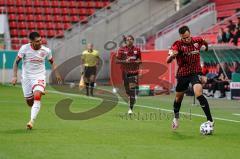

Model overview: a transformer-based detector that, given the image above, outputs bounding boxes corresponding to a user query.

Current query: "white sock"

[30,100,41,122]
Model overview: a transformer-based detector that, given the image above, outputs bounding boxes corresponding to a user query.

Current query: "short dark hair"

[179,26,190,34]
[127,35,134,41]
[29,32,40,41]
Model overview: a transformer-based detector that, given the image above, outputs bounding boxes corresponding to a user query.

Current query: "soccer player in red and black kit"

[167,26,214,130]
[116,35,141,115]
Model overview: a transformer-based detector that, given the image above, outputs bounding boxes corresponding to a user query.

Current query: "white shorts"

[21,78,46,98]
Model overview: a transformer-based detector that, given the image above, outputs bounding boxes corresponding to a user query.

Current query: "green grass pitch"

[0,84,240,159]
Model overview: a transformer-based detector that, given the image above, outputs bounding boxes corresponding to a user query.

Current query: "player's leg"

[192,76,213,122]
[27,79,46,129]
[25,96,34,107]
[172,77,189,130]
[128,75,138,114]
[84,67,90,96]
[22,79,34,107]
[89,67,97,96]
[122,73,132,114]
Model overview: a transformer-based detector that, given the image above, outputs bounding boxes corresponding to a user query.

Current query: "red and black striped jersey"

[116,45,141,74]
[170,36,205,77]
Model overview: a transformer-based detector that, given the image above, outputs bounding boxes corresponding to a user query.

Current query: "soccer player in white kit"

[11,32,61,130]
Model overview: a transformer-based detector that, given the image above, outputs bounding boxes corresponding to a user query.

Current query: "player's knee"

[26,97,34,107]
[175,95,183,103]
[34,91,42,101]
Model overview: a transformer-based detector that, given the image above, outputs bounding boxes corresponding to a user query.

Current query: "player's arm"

[202,39,208,51]
[12,56,22,85]
[167,50,178,64]
[115,48,127,64]
[134,49,142,64]
[49,58,62,84]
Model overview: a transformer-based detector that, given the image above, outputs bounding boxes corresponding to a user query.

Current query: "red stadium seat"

[95,2,105,8]
[60,1,70,8]
[47,30,57,37]
[46,22,55,29]
[63,15,71,23]
[21,38,29,44]
[33,1,43,7]
[19,30,28,37]
[44,7,53,15]
[26,7,34,14]
[16,7,25,14]
[52,1,59,8]
[79,8,88,15]
[53,8,61,15]
[46,15,53,22]
[54,15,62,22]
[25,0,33,7]
[36,22,45,29]
[39,30,47,37]
[9,21,17,29]
[71,8,78,15]
[6,0,15,6]
[88,9,95,15]
[19,22,27,29]
[69,1,77,8]
[26,14,35,21]
[35,15,44,22]
[78,1,86,8]
[11,38,20,44]
[42,1,51,7]
[8,14,16,21]
[62,8,69,15]
[11,29,19,37]
[36,7,43,15]
[18,14,25,21]
[16,0,25,7]
[7,7,16,14]
[28,22,36,29]
[71,16,80,23]
[0,0,4,6]
[12,44,21,50]
[63,23,71,29]
[56,30,64,38]
[56,23,64,30]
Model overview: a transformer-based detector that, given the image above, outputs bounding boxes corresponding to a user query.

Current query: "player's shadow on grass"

[170,131,196,140]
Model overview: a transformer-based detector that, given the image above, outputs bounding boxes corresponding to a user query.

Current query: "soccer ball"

[200,122,214,135]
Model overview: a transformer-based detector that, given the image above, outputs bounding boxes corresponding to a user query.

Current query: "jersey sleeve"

[17,45,26,58]
[195,37,205,46]
[170,41,179,52]
[137,48,141,60]
[116,48,124,60]
[95,50,100,58]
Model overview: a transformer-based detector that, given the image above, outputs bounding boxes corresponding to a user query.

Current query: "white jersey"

[18,43,52,79]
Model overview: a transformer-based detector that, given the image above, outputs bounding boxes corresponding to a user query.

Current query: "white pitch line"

[232,113,240,116]
[47,90,240,123]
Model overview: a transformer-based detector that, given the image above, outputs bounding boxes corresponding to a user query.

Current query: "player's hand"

[168,50,178,57]
[199,75,208,84]
[11,76,17,86]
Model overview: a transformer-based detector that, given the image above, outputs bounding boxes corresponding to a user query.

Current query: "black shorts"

[122,73,139,95]
[84,66,97,78]
[176,75,201,92]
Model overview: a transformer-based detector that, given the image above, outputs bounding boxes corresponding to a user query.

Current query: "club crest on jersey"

[193,43,199,48]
